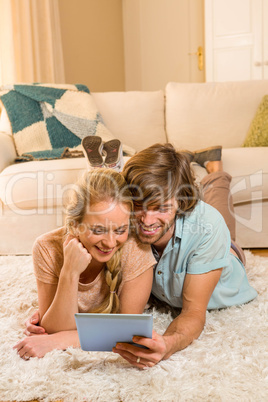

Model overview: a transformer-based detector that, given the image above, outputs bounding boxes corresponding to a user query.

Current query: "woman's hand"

[62,234,92,277]
[14,334,59,359]
[24,311,47,336]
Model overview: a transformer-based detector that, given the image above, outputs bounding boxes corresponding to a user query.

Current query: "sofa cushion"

[189,148,268,205]
[165,81,268,151]
[0,158,87,210]
[222,147,268,204]
[243,95,268,147]
[92,91,166,151]
[0,156,132,210]
[1,89,166,155]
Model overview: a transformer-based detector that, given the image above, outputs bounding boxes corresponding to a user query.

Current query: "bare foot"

[205,160,223,173]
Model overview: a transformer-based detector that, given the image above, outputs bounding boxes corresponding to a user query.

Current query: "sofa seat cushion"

[0,156,133,210]
[191,147,268,205]
[222,148,268,204]
[165,81,268,150]
[0,158,87,210]
[92,91,166,152]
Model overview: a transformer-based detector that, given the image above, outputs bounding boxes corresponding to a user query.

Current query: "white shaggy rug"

[0,251,267,402]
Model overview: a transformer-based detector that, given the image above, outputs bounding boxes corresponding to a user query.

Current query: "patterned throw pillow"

[243,95,268,147]
[0,83,116,161]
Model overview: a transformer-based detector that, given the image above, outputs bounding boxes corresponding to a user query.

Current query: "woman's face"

[77,200,130,264]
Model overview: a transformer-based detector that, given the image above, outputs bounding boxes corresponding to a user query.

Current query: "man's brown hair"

[122,143,200,215]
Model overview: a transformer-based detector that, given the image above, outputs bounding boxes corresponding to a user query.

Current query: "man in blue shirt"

[113,143,257,368]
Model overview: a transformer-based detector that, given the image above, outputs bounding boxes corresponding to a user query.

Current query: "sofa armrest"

[0,132,17,172]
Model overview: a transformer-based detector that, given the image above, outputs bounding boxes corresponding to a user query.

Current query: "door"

[122,0,205,91]
[205,0,265,81]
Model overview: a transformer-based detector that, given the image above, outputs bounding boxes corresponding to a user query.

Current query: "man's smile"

[138,222,162,235]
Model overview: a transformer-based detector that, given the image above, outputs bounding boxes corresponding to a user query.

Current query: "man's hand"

[113,330,169,368]
[24,311,47,336]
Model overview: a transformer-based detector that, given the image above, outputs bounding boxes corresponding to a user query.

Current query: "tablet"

[75,313,153,351]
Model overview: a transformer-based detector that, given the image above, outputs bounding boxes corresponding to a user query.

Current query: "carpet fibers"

[0,251,267,402]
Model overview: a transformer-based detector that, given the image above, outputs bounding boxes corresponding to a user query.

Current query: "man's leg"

[201,161,236,240]
[200,161,246,265]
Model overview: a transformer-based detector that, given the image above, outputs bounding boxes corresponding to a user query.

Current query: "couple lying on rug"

[13,142,257,368]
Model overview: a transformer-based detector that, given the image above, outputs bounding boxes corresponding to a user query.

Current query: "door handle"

[188,46,203,71]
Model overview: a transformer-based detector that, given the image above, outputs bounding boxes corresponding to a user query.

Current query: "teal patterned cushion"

[0,83,115,161]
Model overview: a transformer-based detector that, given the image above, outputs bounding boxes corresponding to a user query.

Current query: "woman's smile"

[95,245,115,255]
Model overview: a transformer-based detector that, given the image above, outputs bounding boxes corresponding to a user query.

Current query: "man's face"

[133,197,178,248]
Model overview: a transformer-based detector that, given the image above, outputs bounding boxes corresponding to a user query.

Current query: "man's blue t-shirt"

[152,200,257,309]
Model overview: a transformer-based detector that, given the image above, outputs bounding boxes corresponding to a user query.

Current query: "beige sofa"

[0,80,267,254]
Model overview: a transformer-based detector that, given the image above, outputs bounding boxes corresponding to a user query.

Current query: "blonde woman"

[14,168,155,359]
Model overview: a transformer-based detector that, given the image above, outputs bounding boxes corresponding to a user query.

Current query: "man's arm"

[113,268,222,367]
[162,268,222,357]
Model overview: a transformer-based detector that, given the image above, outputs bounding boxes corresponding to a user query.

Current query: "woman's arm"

[37,274,79,333]
[39,236,92,333]
[119,266,154,314]
[26,265,154,337]
[13,330,79,359]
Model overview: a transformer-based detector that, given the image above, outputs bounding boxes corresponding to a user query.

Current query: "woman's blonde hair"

[65,168,133,314]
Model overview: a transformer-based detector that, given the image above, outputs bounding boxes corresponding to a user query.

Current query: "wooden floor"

[9,248,267,402]
[248,248,268,257]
